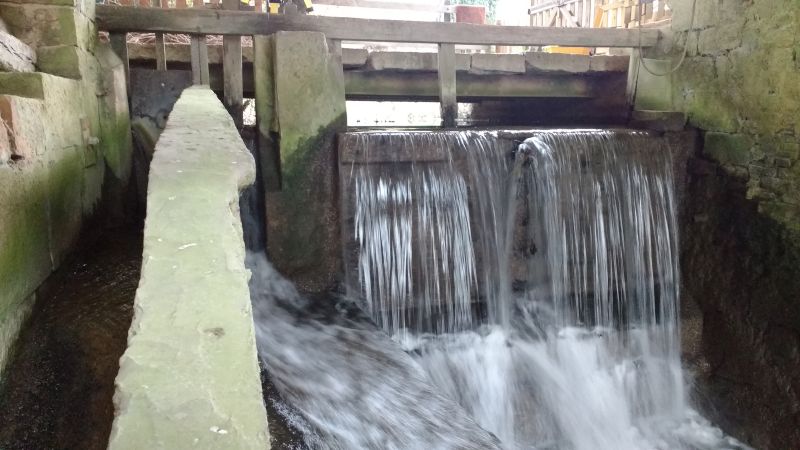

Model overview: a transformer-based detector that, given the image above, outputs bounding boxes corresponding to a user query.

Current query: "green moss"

[36,46,82,79]
[0,168,51,320]
[99,111,133,181]
[0,73,45,99]
[269,113,346,285]
[704,132,753,166]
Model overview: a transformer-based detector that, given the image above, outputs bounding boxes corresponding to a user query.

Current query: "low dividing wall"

[108,87,269,449]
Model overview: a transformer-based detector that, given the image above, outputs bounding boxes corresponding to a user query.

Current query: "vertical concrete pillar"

[254,31,347,293]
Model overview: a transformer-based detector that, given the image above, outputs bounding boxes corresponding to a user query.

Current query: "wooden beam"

[222,0,243,127]
[153,0,167,70]
[0,30,36,73]
[437,43,456,128]
[253,35,280,191]
[95,5,661,47]
[190,34,210,84]
[343,71,597,101]
[191,0,209,84]
[314,0,442,12]
[109,32,130,97]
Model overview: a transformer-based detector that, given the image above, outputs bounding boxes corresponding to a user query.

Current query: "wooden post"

[109,32,130,98]
[222,0,244,128]
[191,0,209,85]
[190,35,210,84]
[254,35,280,191]
[437,43,456,128]
[625,47,640,108]
[153,0,167,70]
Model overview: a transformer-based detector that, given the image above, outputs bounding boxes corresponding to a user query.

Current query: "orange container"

[454,5,486,25]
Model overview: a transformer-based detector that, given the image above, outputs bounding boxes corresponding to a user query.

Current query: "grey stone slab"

[470,53,526,74]
[525,52,591,73]
[0,30,35,73]
[342,47,368,68]
[108,87,268,450]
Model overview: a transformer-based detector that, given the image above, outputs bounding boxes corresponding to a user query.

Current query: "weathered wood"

[222,0,243,127]
[344,71,596,101]
[190,34,210,84]
[153,0,167,70]
[192,0,209,84]
[108,32,130,97]
[0,30,36,73]
[315,0,442,12]
[625,48,639,106]
[95,5,661,47]
[437,43,456,128]
[253,35,280,191]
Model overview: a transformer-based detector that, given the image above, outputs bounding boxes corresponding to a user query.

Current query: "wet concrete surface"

[0,227,142,450]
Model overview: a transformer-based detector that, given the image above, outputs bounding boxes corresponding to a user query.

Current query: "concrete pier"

[108,87,269,450]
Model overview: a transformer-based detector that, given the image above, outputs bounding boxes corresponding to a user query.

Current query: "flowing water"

[249,129,751,449]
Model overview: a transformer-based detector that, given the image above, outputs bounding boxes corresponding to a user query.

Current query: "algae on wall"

[259,31,347,294]
[0,0,133,374]
[659,0,800,448]
[668,0,800,234]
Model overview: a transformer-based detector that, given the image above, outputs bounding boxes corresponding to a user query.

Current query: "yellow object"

[542,46,591,55]
[303,0,314,11]
[269,2,280,13]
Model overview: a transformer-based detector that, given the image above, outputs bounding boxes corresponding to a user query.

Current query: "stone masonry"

[0,0,132,373]
[663,0,800,448]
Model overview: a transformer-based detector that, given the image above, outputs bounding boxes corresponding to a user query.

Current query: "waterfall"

[352,163,477,335]
[250,129,750,449]
[345,130,749,449]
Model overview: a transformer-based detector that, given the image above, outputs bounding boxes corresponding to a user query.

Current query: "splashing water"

[247,253,500,450]
[250,129,751,449]
[343,130,750,450]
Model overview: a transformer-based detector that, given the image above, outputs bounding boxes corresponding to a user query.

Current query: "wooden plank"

[0,30,36,73]
[315,0,443,12]
[438,43,456,128]
[625,47,640,106]
[192,0,209,84]
[95,5,661,47]
[190,34,210,84]
[343,71,596,100]
[109,32,130,97]
[253,35,280,191]
[222,0,243,127]
[153,0,167,70]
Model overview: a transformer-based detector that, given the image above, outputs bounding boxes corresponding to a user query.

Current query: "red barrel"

[454,5,486,25]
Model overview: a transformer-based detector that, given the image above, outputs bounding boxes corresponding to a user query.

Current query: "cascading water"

[248,129,751,449]
[344,130,750,450]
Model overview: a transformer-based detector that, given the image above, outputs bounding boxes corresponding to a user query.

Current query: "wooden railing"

[106,0,268,12]
[97,4,661,127]
[529,0,670,29]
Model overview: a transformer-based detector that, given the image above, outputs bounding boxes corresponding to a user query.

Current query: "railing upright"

[191,0,210,85]
[222,0,244,128]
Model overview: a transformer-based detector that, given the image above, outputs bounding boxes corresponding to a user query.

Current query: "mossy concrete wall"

[658,0,800,447]
[108,87,269,450]
[256,31,347,293]
[0,0,132,373]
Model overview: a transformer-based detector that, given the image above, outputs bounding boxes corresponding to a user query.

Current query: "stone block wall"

[669,0,800,231]
[0,0,133,373]
[662,0,800,448]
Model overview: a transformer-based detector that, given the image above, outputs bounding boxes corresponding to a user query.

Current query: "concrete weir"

[108,87,269,449]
